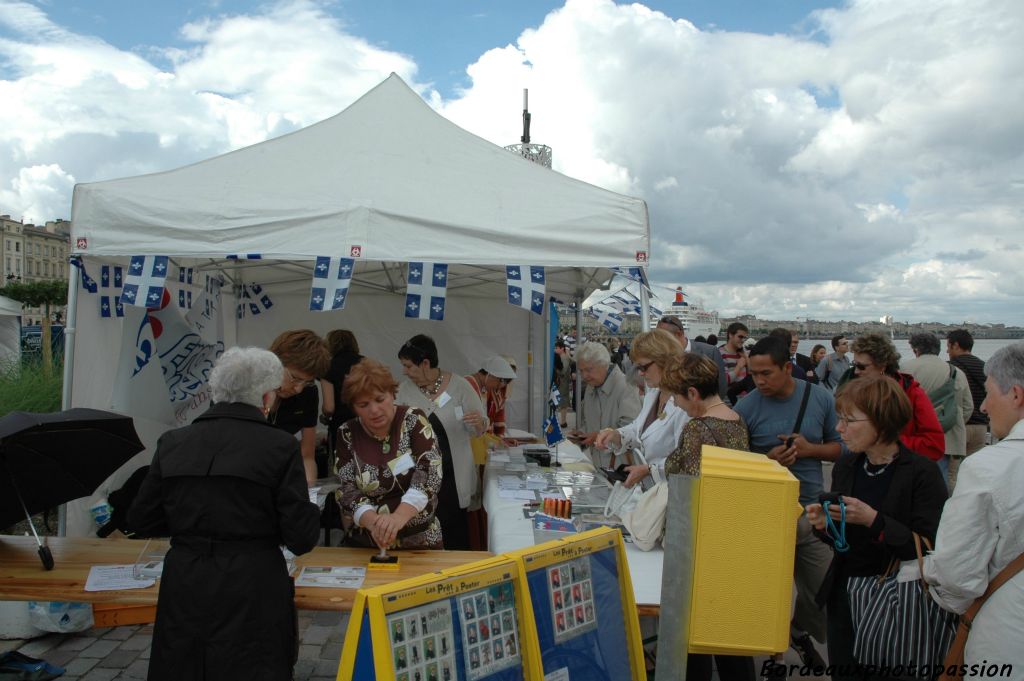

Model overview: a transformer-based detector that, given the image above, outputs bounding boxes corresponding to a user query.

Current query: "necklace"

[420,370,444,398]
[367,429,391,454]
[863,455,896,477]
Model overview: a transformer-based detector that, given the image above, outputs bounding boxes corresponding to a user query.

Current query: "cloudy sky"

[2,0,1022,325]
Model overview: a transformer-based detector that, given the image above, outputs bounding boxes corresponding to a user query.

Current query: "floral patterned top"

[335,405,444,549]
[664,416,750,476]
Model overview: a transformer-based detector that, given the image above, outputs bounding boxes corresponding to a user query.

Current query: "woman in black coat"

[128,347,321,681]
[806,376,947,680]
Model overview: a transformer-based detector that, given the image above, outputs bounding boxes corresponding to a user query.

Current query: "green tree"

[3,279,68,378]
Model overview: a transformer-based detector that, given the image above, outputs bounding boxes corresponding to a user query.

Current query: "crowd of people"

[124,322,1024,680]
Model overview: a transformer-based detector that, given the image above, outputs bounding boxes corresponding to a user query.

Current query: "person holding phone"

[806,375,947,678]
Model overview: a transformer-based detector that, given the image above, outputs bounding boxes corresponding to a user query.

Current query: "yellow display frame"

[503,527,646,681]
[338,555,545,681]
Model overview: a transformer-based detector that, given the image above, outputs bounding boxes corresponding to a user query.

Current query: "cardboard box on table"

[657,445,803,675]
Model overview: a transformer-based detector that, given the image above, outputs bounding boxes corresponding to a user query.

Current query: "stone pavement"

[1,609,352,681]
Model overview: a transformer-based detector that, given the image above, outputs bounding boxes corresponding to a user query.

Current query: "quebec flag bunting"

[611,266,649,287]
[588,308,624,333]
[543,416,565,446]
[236,283,274,319]
[70,257,97,293]
[405,262,448,321]
[309,256,355,312]
[121,256,169,309]
[506,265,545,315]
[100,296,125,318]
[549,385,562,408]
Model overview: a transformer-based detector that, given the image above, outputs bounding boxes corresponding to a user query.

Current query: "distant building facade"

[1,214,71,326]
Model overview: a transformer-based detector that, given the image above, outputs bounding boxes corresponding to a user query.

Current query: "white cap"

[482,356,516,379]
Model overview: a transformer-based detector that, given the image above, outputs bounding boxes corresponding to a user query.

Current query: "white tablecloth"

[483,441,664,608]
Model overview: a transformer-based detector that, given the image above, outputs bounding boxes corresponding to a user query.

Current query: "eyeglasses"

[657,316,684,331]
[636,360,656,373]
[838,415,870,425]
[284,368,316,389]
[852,361,872,371]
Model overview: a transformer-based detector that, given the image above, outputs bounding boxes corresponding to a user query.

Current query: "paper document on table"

[85,565,156,591]
[295,566,367,589]
[489,452,511,463]
[504,463,527,472]
[499,489,537,501]
[498,475,525,489]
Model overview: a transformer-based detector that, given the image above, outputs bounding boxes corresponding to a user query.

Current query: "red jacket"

[897,373,946,461]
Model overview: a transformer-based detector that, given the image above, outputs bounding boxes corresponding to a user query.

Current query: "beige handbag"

[619,451,668,551]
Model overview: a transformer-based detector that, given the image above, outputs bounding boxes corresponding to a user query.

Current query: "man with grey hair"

[903,331,973,489]
[572,341,641,467]
[924,342,1024,677]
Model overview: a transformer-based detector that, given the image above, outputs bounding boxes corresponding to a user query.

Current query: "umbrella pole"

[9,475,55,571]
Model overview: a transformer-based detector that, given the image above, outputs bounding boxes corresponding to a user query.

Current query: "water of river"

[797,337,1020,363]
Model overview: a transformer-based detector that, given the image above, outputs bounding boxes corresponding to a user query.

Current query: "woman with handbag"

[661,352,755,681]
[806,376,949,679]
[335,358,444,549]
[593,329,688,488]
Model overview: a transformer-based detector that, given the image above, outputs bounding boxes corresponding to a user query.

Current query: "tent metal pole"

[58,258,82,536]
[640,277,651,331]
[575,300,583,416]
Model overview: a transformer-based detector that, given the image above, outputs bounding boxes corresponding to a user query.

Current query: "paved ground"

[1,609,352,681]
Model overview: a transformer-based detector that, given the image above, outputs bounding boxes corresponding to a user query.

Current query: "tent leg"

[575,300,583,415]
[58,258,83,537]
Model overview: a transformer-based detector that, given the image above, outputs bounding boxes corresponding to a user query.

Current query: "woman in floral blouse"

[335,358,443,549]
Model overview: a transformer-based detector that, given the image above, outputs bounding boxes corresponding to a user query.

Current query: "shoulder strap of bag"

[791,380,813,435]
[941,551,1024,679]
[699,418,725,447]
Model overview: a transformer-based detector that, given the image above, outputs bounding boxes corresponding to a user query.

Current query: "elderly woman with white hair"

[572,341,642,466]
[128,347,321,681]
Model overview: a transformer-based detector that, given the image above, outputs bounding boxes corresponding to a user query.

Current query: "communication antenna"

[504,89,552,168]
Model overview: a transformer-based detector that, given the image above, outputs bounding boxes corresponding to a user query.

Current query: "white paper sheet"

[84,565,156,591]
[498,489,537,501]
[294,566,367,589]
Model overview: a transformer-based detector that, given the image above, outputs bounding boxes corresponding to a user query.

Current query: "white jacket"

[615,388,689,475]
[923,419,1024,677]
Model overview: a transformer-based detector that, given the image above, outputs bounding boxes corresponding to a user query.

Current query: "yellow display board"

[687,445,802,655]
[338,556,544,681]
[504,527,646,681]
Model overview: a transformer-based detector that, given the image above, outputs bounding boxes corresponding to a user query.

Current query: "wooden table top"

[0,536,491,611]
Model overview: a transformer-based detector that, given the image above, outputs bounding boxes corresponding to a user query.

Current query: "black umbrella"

[0,408,145,569]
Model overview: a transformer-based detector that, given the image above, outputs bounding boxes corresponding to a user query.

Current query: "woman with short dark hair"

[806,375,948,679]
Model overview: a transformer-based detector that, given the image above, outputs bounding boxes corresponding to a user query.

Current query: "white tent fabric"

[62,73,649,536]
[71,73,648,267]
[0,295,21,368]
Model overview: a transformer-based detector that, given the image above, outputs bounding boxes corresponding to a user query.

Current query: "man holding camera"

[735,336,842,669]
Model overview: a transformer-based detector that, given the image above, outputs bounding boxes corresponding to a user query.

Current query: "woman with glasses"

[806,375,947,678]
[849,333,945,464]
[396,334,487,549]
[593,329,688,488]
[268,329,331,484]
[335,358,444,549]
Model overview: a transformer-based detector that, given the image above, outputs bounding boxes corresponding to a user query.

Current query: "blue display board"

[339,557,543,681]
[508,527,645,681]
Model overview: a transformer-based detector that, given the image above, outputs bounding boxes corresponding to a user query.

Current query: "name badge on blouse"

[388,452,415,476]
[435,391,452,408]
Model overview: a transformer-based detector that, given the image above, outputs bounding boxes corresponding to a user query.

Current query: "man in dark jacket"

[656,315,728,399]
[128,347,320,681]
[946,328,989,455]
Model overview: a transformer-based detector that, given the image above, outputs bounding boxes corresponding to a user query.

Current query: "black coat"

[816,443,947,602]
[127,402,320,681]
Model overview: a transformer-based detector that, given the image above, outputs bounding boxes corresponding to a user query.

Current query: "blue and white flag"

[225,253,262,260]
[549,385,562,408]
[506,265,545,315]
[236,283,274,319]
[543,416,565,446]
[70,257,97,293]
[405,262,448,321]
[588,308,624,333]
[611,266,649,287]
[178,290,193,309]
[121,256,169,309]
[604,292,641,315]
[309,256,355,312]
[100,296,125,318]
[177,267,193,285]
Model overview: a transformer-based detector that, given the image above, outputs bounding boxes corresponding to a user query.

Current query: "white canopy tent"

[62,73,649,534]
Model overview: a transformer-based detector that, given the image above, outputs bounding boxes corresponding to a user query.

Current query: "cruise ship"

[655,287,721,339]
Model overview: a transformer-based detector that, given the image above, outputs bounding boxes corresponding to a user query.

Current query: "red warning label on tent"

[350,245,362,258]
[635,251,648,264]
[77,237,88,250]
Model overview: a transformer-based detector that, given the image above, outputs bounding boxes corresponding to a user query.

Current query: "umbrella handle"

[38,545,54,571]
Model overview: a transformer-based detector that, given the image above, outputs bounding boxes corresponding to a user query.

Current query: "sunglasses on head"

[658,316,684,331]
[852,361,872,371]
[636,360,656,372]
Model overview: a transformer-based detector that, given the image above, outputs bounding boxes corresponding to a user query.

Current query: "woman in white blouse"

[594,329,688,488]
[395,334,487,550]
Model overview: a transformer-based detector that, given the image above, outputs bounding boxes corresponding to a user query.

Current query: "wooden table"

[0,536,491,612]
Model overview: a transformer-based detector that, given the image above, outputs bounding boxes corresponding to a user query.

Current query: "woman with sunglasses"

[806,375,947,678]
[268,329,331,484]
[593,329,688,488]
[849,333,946,465]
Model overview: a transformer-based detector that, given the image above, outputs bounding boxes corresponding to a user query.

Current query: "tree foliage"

[3,279,68,378]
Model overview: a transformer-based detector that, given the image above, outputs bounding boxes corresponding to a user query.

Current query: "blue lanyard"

[822,500,850,553]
